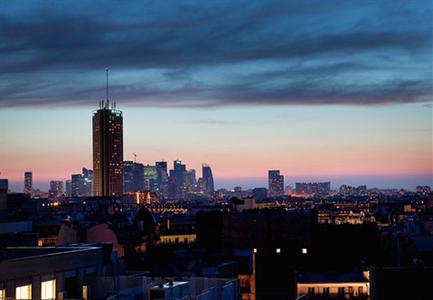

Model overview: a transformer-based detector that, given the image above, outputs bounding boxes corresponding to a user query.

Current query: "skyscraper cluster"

[89,95,214,199]
[65,168,94,197]
[123,159,214,199]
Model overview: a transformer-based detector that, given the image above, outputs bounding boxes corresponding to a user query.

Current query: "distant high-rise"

[156,161,168,195]
[65,180,71,197]
[71,174,85,197]
[24,171,32,195]
[49,181,64,198]
[82,168,94,196]
[123,161,144,193]
[268,170,284,197]
[143,165,158,192]
[92,71,123,197]
[202,164,214,195]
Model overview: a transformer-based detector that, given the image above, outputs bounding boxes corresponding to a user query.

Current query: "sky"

[0,0,431,191]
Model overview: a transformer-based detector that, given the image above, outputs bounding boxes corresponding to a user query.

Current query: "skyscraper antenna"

[105,67,110,108]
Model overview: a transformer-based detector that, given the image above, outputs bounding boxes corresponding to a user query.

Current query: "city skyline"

[0,1,432,191]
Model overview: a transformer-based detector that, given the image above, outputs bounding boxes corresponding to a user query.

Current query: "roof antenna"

[105,67,110,108]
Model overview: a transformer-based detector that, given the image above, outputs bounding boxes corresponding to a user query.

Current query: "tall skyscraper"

[92,73,124,197]
[24,171,32,195]
[268,170,284,197]
[202,164,214,195]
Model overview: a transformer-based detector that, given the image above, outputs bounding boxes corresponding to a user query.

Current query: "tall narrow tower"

[92,69,124,197]
[24,171,32,195]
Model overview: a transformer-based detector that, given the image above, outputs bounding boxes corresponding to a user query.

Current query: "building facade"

[92,101,124,197]
[268,170,284,197]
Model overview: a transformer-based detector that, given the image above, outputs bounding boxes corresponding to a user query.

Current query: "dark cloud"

[0,0,431,108]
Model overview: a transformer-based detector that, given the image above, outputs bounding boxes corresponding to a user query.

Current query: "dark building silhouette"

[92,100,123,197]
[202,164,214,195]
[253,188,268,201]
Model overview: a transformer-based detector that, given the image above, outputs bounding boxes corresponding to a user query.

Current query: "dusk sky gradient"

[0,0,431,191]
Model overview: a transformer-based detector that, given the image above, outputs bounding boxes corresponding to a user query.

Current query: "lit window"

[276,248,281,254]
[302,248,308,255]
[41,279,55,300]
[0,289,5,300]
[253,248,257,253]
[82,285,88,300]
[16,284,31,300]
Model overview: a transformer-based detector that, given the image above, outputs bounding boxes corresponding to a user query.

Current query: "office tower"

[186,169,197,190]
[123,161,144,193]
[65,180,71,197]
[82,168,94,196]
[156,161,168,194]
[49,181,64,198]
[71,174,85,197]
[143,165,158,192]
[268,170,284,197]
[24,171,32,195]
[92,99,124,197]
[202,164,214,195]
[173,160,186,188]
[156,161,167,174]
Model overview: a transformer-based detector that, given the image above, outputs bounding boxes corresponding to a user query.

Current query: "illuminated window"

[82,285,88,300]
[253,248,257,253]
[16,284,31,300]
[302,248,308,254]
[41,279,55,300]
[276,248,281,254]
[0,289,5,300]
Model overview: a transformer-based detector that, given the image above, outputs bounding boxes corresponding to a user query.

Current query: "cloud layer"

[0,0,431,108]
